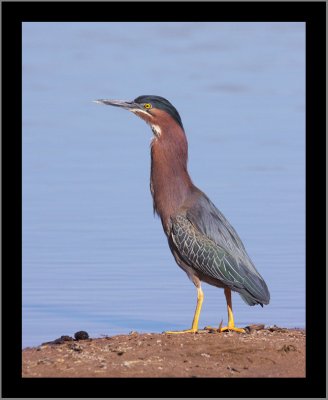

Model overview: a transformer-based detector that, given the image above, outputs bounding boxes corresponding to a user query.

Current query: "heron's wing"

[186,193,270,279]
[171,193,270,305]
[171,214,266,300]
[186,193,248,259]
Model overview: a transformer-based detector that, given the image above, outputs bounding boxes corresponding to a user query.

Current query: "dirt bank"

[22,327,305,378]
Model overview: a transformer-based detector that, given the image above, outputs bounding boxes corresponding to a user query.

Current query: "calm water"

[23,22,305,348]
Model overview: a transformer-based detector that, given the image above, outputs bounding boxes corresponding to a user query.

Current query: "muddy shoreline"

[22,327,305,378]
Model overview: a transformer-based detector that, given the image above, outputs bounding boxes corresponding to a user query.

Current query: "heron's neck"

[150,126,193,233]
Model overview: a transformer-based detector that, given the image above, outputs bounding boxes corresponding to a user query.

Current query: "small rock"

[268,325,288,333]
[42,335,74,345]
[244,324,265,334]
[74,331,89,341]
[61,335,74,341]
[201,353,210,358]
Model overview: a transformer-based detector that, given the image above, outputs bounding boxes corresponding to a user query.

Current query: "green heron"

[95,95,270,334]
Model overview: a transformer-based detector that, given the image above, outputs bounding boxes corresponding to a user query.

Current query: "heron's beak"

[93,99,142,111]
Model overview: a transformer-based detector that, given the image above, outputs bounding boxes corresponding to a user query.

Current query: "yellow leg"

[165,287,204,334]
[219,288,245,333]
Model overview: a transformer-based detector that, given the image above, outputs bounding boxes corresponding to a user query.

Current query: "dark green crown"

[134,95,183,129]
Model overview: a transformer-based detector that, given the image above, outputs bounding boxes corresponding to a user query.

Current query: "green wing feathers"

[171,215,269,306]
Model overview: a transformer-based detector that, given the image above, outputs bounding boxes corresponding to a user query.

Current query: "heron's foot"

[165,328,198,334]
[219,326,245,333]
[204,320,245,334]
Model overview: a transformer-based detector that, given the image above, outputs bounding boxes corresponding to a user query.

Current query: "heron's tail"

[237,268,270,306]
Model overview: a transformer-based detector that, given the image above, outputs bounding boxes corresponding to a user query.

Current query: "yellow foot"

[219,326,245,333]
[204,320,245,333]
[165,329,197,334]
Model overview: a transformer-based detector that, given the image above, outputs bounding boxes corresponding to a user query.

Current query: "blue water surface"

[23,22,305,347]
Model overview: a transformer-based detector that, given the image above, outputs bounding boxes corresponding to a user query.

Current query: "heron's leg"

[219,288,245,333]
[165,286,204,334]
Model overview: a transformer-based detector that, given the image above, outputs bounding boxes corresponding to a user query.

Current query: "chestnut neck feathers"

[150,115,193,233]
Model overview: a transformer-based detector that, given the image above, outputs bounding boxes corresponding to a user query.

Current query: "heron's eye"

[144,103,152,109]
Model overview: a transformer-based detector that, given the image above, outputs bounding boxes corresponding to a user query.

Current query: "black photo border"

[2,1,326,398]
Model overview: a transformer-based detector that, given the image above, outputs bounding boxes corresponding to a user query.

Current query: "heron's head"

[94,95,184,137]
